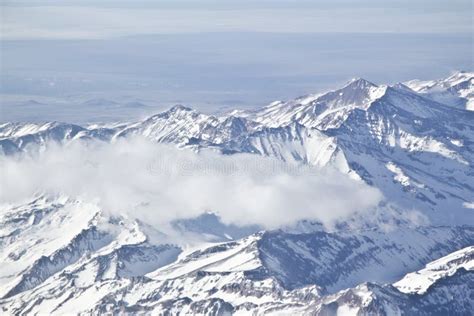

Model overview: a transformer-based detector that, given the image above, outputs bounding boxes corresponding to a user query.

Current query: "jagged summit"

[141,104,197,123]
[391,82,413,92]
[249,76,386,130]
[344,77,378,89]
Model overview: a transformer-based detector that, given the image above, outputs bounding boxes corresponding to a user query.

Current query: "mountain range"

[0,71,473,315]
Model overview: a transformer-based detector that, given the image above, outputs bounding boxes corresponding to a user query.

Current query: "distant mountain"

[81,98,120,107]
[80,98,149,108]
[16,100,48,107]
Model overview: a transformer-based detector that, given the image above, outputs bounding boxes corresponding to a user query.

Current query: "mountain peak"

[143,104,196,123]
[169,104,193,112]
[345,77,378,89]
[392,82,414,92]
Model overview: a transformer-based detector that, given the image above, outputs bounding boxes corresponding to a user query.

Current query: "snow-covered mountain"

[405,71,474,111]
[2,73,473,225]
[0,196,473,315]
[1,72,473,315]
[0,197,474,314]
[246,78,386,130]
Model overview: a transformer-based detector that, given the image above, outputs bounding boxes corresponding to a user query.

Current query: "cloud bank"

[0,138,383,229]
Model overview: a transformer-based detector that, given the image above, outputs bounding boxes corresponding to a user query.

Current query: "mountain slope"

[329,85,474,225]
[1,196,472,315]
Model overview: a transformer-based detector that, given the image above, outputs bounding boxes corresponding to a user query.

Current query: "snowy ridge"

[405,71,474,111]
[248,78,387,130]
[393,245,473,295]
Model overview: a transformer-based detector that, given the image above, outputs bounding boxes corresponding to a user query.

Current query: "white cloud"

[0,137,383,229]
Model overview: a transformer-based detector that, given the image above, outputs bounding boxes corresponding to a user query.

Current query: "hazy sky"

[1,0,473,122]
[2,0,472,38]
